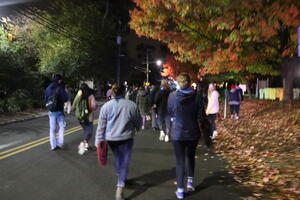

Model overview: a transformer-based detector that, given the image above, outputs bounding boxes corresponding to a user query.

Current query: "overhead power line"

[12,7,82,43]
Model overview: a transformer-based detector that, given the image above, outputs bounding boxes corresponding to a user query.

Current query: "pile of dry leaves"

[215,100,300,199]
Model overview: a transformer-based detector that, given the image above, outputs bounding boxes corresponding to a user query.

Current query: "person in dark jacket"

[154,79,172,142]
[228,84,242,120]
[149,84,159,130]
[168,73,205,199]
[44,74,69,150]
[136,86,150,130]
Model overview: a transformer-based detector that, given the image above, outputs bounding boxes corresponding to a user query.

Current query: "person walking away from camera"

[136,86,150,130]
[45,74,69,150]
[228,84,242,120]
[236,82,244,102]
[72,83,97,155]
[154,79,172,142]
[206,83,219,140]
[95,84,142,200]
[150,84,159,130]
[168,73,205,199]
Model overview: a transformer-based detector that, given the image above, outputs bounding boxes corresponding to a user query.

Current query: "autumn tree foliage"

[130,0,300,100]
[161,55,197,79]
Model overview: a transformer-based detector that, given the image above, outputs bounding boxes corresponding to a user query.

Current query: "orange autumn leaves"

[215,100,300,199]
[130,0,300,77]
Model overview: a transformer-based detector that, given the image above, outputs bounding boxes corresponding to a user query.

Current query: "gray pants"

[151,109,158,128]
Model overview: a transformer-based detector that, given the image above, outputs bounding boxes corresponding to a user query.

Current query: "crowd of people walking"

[44,73,243,200]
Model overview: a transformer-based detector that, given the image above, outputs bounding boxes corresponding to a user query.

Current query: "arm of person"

[95,106,107,146]
[132,105,142,131]
[89,94,97,112]
[71,90,82,111]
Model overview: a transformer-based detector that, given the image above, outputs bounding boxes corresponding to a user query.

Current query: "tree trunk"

[245,79,252,99]
[282,57,299,104]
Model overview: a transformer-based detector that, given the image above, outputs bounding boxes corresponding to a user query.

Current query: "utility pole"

[146,48,149,83]
[298,26,300,58]
[116,20,122,84]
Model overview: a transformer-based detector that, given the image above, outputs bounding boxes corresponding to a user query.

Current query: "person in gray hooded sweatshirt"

[168,73,205,199]
[95,84,142,200]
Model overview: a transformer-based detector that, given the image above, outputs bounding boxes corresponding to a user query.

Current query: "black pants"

[229,105,240,115]
[172,140,199,188]
[207,114,217,136]
[79,121,93,142]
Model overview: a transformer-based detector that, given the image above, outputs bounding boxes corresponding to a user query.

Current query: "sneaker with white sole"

[175,190,184,199]
[78,142,86,155]
[164,134,170,142]
[211,131,218,139]
[186,182,195,192]
[159,131,165,141]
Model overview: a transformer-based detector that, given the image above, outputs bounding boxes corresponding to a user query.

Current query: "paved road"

[0,110,252,200]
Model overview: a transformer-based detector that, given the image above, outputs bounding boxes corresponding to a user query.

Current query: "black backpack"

[45,87,59,111]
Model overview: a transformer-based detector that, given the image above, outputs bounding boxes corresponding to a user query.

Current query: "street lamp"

[144,48,162,84]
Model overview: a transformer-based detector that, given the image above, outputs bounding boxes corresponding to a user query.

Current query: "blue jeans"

[172,140,198,188]
[79,122,93,142]
[157,113,171,134]
[108,139,134,188]
[48,111,66,149]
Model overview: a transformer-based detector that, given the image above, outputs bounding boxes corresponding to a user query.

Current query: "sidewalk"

[0,100,105,126]
[0,108,48,126]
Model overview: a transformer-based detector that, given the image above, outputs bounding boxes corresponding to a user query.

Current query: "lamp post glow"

[145,49,162,84]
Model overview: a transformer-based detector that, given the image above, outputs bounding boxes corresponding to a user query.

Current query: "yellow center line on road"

[0,120,99,160]
[0,125,81,156]
[0,126,82,160]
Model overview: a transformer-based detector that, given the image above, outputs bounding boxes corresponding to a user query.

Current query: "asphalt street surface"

[0,107,252,200]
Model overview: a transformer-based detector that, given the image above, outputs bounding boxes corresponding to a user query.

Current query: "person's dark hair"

[80,83,91,99]
[111,84,125,97]
[52,74,63,83]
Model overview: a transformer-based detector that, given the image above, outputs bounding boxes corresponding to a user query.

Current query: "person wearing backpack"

[72,83,97,155]
[44,74,69,151]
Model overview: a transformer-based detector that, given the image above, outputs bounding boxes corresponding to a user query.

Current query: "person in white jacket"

[206,83,219,139]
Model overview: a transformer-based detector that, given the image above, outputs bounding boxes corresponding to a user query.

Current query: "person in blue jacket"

[168,73,205,199]
[44,74,69,150]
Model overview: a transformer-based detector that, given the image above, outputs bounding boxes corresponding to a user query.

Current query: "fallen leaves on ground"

[215,100,300,199]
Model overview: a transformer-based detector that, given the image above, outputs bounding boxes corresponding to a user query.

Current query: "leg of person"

[48,111,57,150]
[141,115,146,130]
[57,112,66,148]
[235,105,240,119]
[207,114,217,138]
[151,109,158,130]
[173,140,186,199]
[164,114,171,142]
[108,141,122,177]
[186,140,198,191]
[109,139,134,200]
[157,114,165,141]
[84,122,93,144]
[229,105,234,119]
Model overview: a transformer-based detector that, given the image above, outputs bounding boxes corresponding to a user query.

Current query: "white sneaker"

[211,131,218,139]
[141,125,145,130]
[78,142,85,155]
[159,131,165,141]
[164,135,170,142]
[235,115,239,120]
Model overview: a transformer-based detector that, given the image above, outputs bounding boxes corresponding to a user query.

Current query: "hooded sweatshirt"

[168,88,205,141]
[95,96,142,144]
